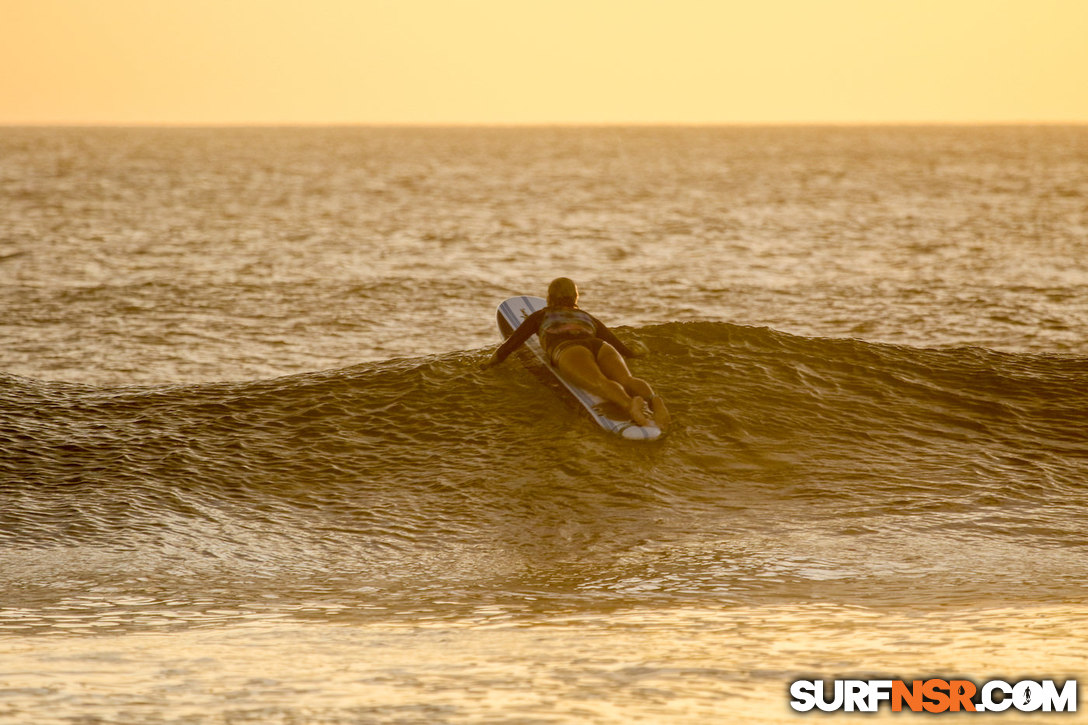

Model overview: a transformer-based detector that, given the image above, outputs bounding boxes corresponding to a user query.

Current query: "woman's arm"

[481,309,544,369]
[590,314,638,358]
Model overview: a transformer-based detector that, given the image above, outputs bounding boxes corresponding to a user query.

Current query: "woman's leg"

[555,345,650,426]
[596,344,670,429]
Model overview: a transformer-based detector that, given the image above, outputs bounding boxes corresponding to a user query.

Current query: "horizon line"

[3,119,1087,129]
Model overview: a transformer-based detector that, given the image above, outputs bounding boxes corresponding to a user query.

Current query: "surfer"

[482,278,670,429]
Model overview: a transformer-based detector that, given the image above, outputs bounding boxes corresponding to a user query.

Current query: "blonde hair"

[547,277,579,307]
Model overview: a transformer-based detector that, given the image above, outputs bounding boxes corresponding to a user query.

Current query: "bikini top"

[538,307,597,350]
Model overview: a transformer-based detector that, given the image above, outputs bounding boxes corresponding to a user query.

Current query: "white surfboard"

[496,296,663,441]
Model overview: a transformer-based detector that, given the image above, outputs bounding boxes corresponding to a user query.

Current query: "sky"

[2,0,1087,125]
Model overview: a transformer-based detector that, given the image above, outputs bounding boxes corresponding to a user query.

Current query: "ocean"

[1,125,1086,723]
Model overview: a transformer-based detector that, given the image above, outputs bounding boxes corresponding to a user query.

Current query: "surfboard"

[496,296,663,441]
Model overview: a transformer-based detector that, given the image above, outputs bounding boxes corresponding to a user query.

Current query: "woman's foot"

[650,395,671,430]
[628,396,651,426]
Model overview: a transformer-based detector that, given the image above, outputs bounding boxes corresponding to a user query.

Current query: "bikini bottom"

[549,337,604,367]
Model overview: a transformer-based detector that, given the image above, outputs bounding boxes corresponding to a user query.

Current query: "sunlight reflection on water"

[2,603,1084,724]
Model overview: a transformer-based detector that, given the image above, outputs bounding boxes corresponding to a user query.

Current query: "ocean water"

[1,126,1087,723]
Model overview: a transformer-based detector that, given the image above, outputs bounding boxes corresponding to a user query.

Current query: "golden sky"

[2,0,1087,124]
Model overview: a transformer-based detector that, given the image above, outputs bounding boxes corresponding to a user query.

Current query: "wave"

[2,322,1087,560]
